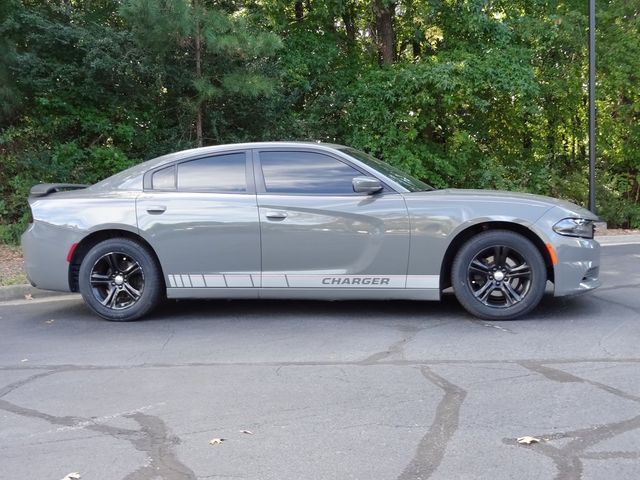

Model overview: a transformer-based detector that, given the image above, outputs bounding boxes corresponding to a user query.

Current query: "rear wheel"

[79,238,162,321]
[451,230,547,320]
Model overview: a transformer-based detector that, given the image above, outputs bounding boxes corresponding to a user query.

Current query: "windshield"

[340,147,434,192]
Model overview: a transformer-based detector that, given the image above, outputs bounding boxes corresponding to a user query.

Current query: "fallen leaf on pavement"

[61,473,81,480]
[209,438,225,445]
[24,294,33,300]
[240,430,253,435]
[517,436,540,445]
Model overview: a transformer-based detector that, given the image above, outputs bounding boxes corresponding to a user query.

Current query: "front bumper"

[532,206,601,297]
[552,237,601,296]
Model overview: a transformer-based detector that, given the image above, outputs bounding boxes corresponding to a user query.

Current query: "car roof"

[156,141,348,163]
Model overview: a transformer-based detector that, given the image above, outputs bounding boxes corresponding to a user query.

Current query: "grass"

[0,273,28,286]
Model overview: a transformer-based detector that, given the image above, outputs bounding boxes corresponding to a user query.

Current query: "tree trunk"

[522,114,532,153]
[195,10,203,147]
[295,1,304,22]
[373,0,396,65]
[342,2,356,43]
[412,40,421,60]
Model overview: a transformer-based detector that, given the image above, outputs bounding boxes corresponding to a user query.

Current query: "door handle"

[265,211,288,220]
[146,205,167,214]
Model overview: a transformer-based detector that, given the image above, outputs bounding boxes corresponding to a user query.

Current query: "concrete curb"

[0,284,75,302]
[596,234,640,246]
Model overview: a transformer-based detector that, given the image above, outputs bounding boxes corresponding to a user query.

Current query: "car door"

[136,150,260,297]
[254,147,411,297]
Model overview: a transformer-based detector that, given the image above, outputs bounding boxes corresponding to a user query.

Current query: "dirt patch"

[0,244,26,286]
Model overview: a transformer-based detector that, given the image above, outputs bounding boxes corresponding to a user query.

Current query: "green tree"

[0,0,282,241]
[120,0,281,146]
[1,0,640,244]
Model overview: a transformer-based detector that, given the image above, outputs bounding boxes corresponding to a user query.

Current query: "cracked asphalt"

[0,244,639,480]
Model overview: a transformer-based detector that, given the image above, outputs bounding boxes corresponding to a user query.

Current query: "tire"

[451,230,547,320]
[78,238,163,321]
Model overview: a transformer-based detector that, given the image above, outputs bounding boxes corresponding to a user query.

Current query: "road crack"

[397,366,467,480]
[0,370,61,399]
[507,362,640,479]
[359,324,422,365]
[123,412,196,480]
[0,373,194,479]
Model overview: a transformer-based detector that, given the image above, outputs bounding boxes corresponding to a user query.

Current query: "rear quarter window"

[152,165,176,190]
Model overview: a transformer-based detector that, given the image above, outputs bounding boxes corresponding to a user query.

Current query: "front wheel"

[451,230,547,320]
[79,238,163,321]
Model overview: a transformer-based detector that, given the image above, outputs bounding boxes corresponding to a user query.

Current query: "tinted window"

[260,151,361,194]
[339,147,433,192]
[177,153,246,192]
[152,165,175,190]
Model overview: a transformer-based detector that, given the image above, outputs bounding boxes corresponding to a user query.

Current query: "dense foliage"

[1,0,638,242]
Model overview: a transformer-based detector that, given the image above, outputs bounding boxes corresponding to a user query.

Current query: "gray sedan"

[21,142,600,321]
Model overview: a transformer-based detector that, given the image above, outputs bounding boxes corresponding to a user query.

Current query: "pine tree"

[120,0,282,146]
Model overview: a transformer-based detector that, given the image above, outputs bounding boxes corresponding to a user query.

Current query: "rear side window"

[152,165,175,190]
[177,153,247,192]
[260,151,361,194]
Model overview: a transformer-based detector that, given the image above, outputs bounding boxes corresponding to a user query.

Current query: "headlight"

[553,218,594,239]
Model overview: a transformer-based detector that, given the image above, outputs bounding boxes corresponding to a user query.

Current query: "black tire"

[451,230,547,320]
[78,238,163,321]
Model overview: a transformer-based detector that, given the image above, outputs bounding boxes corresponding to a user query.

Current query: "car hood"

[406,189,599,220]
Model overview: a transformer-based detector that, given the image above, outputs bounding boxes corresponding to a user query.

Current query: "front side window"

[260,151,362,194]
[177,153,247,192]
[339,147,433,192]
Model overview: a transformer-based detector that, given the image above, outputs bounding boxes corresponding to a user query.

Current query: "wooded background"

[1,0,638,243]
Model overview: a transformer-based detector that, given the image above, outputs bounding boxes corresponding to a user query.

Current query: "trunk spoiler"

[29,183,89,197]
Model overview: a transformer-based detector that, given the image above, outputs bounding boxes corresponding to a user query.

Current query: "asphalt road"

[1,244,639,480]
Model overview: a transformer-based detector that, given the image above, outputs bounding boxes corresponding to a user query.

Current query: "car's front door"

[254,148,411,297]
[137,150,260,297]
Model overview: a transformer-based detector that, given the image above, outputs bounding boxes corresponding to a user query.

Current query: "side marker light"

[66,243,78,263]
[545,243,558,266]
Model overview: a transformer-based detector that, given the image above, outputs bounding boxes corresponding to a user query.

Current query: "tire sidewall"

[452,230,547,320]
[79,238,162,321]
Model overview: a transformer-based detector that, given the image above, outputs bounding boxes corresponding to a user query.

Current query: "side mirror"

[352,176,383,194]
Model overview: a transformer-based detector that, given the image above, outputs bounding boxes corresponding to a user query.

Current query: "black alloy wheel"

[89,252,145,310]
[79,238,163,321]
[451,230,547,320]
[467,245,532,308]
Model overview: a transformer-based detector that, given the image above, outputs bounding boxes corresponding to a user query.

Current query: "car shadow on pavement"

[149,295,464,322]
[139,292,595,324]
[28,291,597,326]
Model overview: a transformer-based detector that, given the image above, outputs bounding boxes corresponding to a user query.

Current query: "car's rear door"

[136,149,260,298]
[254,147,411,298]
